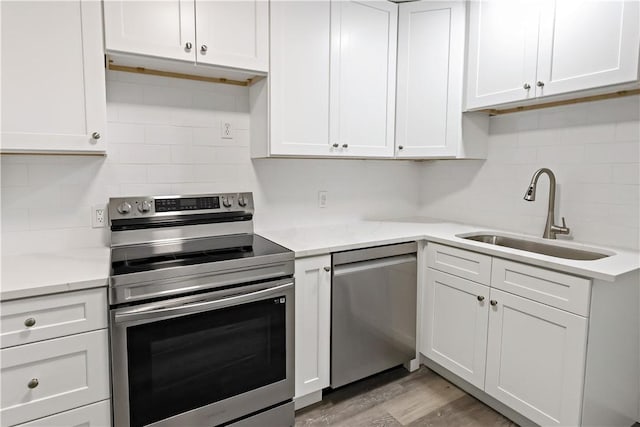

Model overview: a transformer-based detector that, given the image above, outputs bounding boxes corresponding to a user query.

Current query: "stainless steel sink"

[462,234,610,261]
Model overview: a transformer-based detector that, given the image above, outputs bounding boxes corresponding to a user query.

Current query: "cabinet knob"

[27,378,39,389]
[536,81,545,87]
[477,295,485,302]
[523,83,531,90]
[91,132,101,140]
[332,143,339,148]
[490,300,498,306]
[398,145,404,150]
[323,266,331,272]
[24,317,36,328]
[201,45,208,53]
[185,42,193,50]
[342,144,348,148]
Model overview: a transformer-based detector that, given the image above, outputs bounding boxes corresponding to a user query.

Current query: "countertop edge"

[0,277,109,302]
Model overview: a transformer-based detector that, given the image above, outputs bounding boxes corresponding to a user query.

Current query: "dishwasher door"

[331,242,417,388]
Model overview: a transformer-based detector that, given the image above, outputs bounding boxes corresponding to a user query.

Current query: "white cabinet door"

[294,256,331,399]
[1,0,106,154]
[1,330,110,427]
[330,0,397,157]
[536,0,640,97]
[15,400,111,427]
[195,0,268,72]
[485,289,588,427]
[422,269,489,389]
[396,1,465,158]
[269,0,332,157]
[103,0,195,62]
[465,0,540,110]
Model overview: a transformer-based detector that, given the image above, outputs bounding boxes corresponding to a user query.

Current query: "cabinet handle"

[490,300,498,306]
[536,81,545,87]
[27,378,39,389]
[332,143,339,148]
[398,145,404,150]
[323,266,331,272]
[342,144,348,148]
[91,132,101,140]
[201,45,208,53]
[185,42,193,50]
[24,317,36,327]
[523,83,531,90]
[477,295,485,302]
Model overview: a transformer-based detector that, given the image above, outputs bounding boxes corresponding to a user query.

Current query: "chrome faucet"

[524,168,570,239]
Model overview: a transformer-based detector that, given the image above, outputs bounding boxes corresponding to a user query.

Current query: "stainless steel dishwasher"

[331,242,417,388]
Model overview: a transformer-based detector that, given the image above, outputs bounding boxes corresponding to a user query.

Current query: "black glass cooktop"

[111,234,292,276]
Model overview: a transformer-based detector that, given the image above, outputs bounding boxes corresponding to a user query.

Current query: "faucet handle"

[551,217,570,235]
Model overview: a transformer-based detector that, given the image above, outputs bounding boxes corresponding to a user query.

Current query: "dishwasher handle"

[332,254,416,276]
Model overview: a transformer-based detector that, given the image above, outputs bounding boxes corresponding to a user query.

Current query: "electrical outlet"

[318,191,328,208]
[221,121,233,139]
[92,205,106,228]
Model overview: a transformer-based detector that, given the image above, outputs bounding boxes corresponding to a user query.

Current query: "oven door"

[110,279,294,427]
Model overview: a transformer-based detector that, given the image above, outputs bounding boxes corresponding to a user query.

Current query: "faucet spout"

[523,168,569,239]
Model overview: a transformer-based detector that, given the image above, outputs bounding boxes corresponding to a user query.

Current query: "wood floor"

[295,366,518,427]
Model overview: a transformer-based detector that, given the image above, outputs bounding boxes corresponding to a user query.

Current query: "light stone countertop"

[1,247,110,301]
[1,218,638,302]
[258,217,640,282]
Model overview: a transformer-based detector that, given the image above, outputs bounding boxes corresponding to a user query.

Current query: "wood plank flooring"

[295,366,518,427]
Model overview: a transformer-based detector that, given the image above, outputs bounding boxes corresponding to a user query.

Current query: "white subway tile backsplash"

[145,125,193,145]
[1,164,28,187]
[147,165,194,183]
[421,96,640,250]
[108,123,145,144]
[117,144,171,164]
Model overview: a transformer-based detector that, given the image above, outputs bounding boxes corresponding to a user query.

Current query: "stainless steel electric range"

[107,193,295,427]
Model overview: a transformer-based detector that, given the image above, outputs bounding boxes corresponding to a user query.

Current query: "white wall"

[419,95,640,251]
[0,71,421,255]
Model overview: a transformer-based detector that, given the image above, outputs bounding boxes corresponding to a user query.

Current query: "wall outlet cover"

[221,121,233,139]
[92,205,106,228]
[318,191,328,208]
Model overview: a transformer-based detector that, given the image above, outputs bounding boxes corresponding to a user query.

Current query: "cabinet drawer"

[15,400,110,427]
[1,329,110,426]
[491,258,591,316]
[427,243,491,284]
[1,288,107,349]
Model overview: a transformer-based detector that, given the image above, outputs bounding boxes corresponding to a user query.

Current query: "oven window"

[126,297,287,427]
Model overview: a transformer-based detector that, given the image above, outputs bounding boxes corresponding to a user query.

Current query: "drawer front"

[427,243,492,284]
[491,258,591,316]
[15,400,111,427]
[1,288,107,349]
[1,329,110,426]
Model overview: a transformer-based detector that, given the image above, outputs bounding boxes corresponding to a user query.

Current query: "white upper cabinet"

[329,0,397,157]
[260,0,398,158]
[466,0,640,110]
[195,0,268,72]
[465,0,540,110]
[269,0,331,156]
[396,0,487,159]
[103,0,268,72]
[103,0,195,62]
[536,0,640,97]
[1,0,106,154]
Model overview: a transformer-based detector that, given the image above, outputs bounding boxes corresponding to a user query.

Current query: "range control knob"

[138,200,153,213]
[238,195,248,207]
[117,202,132,214]
[222,196,232,208]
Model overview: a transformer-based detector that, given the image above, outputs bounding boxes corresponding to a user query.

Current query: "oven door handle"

[113,281,293,325]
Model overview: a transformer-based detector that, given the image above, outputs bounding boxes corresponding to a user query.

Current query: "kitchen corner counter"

[258,218,640,282]
[0,247,110,301]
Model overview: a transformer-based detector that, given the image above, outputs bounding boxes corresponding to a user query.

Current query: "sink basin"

[461,234,610,261]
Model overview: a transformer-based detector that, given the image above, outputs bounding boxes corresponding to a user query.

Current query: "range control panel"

[108,193,254,221]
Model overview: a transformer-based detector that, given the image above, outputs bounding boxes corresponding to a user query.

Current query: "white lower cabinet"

[15,400,111,427]
[485,289,588,426]
[0,289,110,427]
[422,269,489,389]
[294,256,331,402]
[424,244,593,426]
